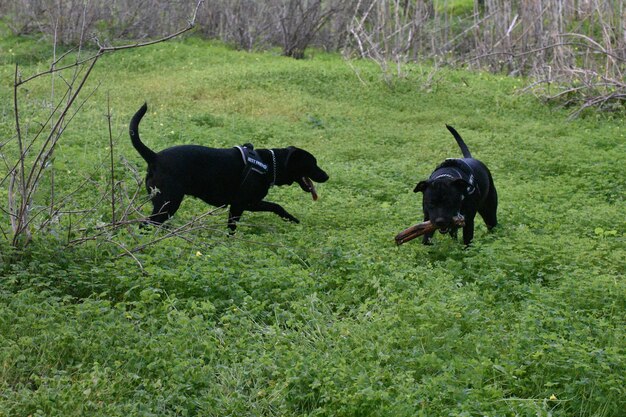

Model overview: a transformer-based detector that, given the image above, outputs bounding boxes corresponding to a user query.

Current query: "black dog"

[414,125,497,245]
[129,103,329,231]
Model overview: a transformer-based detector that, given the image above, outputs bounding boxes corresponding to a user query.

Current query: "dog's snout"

[312,169,329,183]
[434,218,447,228]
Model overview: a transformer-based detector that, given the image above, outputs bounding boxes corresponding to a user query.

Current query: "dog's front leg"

[421,211,434,245]
[462,214,476,246]
[148,191,183,225]
[246,201,300,223]
[228,206,244,232]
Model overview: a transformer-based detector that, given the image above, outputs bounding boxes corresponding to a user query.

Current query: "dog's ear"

[284,147,298,175]
[285,146,315,170]
[284,146,298,164]
[414,181,429,193]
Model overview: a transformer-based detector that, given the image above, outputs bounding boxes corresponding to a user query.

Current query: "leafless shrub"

[1,0,340,57]
[527,3,626,117]
[202,0,276,51]
[194,0,341,56]
[2,0,623,116]
[0,0,196,44]
[277,0,338,58]
[2,0,204,249]
[343,0,624,115]
[344,0,435,84]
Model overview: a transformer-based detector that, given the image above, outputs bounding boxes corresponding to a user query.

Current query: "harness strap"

[431,158,480,197]
[234,144,276,190]
[235,145,247,165]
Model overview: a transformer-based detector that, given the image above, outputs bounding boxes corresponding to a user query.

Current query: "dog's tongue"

[302,177,318,200]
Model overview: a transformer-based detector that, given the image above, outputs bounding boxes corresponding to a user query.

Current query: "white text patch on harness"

[247,156,268,171]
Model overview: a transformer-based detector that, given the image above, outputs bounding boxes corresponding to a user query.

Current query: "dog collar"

[431,159,479,197]
[433,173,456,181]
[269,149,277,186]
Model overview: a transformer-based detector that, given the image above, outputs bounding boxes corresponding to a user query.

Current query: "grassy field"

[1,32,625,416]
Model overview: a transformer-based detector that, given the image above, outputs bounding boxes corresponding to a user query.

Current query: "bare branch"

[6,0,206,249]
[106,94,116,224]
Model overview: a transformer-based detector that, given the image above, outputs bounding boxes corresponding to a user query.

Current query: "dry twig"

[5,0,204,248]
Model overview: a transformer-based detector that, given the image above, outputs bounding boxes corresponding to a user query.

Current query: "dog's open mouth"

[302,177,318,200]
[437,215,465,234]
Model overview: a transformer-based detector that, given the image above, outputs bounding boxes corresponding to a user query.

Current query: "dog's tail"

[129,102,157,164]
[446,124,472,158]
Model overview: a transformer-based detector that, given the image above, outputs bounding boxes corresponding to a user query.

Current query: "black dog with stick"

[414,125,498,245]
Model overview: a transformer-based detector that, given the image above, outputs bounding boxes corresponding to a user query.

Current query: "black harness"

[235,144,276,190]
[430,158,480,198]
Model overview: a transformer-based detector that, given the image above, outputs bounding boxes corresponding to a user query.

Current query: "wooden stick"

[395,215,465,245]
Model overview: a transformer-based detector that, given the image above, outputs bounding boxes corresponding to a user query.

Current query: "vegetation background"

[0,1,624,416]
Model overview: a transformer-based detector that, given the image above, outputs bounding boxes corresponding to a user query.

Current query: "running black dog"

[414,125,497,245]
[129,103,329,231]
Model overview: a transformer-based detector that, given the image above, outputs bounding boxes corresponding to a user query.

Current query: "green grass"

[1,34,625,416]
[434,0,475,15]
